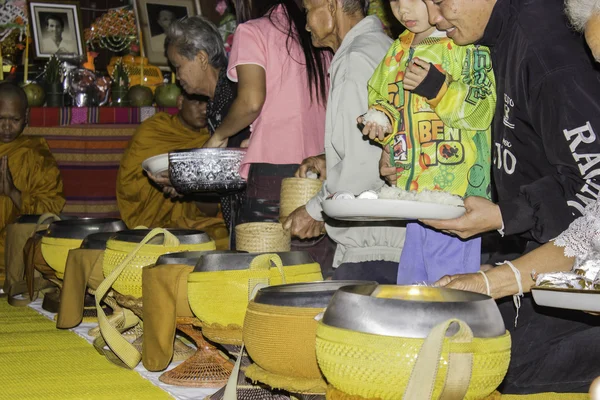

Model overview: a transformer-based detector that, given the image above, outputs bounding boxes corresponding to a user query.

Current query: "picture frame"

[28,0,86,60]
[133,0,201,69]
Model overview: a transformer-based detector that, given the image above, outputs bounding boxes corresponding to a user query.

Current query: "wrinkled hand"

[403,58,430,91]
[295,154,326,181]
[357,115,392,142]
[435,273,488,295]
[240,139,250,148]
[420,196,503,239]
[203,133,228,148]
[282,205,325,239]
[379,146,397,186]
[147,170,182,199]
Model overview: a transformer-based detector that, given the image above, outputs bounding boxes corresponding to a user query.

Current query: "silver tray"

[111,229,211,245]
[193,251,315,272]
[253,281,375,308]
[45,218,126,239]
[80,232,118,250]
[156,250,245,266]
[169,148,247,194]
[322,285,505,339]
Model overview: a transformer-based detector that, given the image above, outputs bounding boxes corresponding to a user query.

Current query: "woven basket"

[315,321,511,400]
[40,237,84,279]
[243,301,327,394]
[235,223,291,252]
[279,178,322,223]
[187,254,323,345]
[102,236,215,298]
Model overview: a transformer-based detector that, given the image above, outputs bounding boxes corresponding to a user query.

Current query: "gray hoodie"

[305,16,406,267]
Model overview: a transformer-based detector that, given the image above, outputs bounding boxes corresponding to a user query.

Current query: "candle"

[171,72,175,84]
[138,31,144,85]
[24,25,29,84]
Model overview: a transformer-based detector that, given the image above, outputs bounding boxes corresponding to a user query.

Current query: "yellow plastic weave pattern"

[187,262,322,330]
[102,239,216,298]
[40,237,84,279]
[244,301,327,393]
[316,322,511,400]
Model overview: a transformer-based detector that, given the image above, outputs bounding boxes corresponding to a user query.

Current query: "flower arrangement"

[110,58,129,88]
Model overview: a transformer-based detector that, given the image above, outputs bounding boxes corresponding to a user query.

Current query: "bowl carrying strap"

[404,319,474,400]
[94,228,180,369]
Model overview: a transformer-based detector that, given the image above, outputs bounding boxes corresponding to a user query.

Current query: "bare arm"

[204,64,266,148]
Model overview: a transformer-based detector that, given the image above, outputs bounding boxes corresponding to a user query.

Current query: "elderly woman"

[160,16,250,241]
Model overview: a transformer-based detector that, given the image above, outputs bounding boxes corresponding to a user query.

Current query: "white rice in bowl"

[362,108,392,131]
[378,186,464,207]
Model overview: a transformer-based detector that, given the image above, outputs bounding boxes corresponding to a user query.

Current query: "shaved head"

[0,82,28,113]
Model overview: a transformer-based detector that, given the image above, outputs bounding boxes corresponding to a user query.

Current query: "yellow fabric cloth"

[0,136,65,270]
[0,298,171,399]
[116,112,227,247]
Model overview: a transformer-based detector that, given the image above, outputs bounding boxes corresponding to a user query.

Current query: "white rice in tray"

[362,108,391,131]
[378,186,464,207]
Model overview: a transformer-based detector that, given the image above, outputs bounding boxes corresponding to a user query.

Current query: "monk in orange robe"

[0,82,66,285]
[117,93,228,248]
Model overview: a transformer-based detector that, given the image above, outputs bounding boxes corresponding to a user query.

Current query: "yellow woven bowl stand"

[243,301,327,394]
[316,321,511,400]
[102,237,216,298]
[187,256,322,345]
[40,237,84,279]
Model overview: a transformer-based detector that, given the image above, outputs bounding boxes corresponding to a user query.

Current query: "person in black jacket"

[421,0,600,395]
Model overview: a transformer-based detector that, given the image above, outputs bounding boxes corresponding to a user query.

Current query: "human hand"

[295,154,326,181]
[379,146,397,186]
[147,170,171,187]
[203,133,228,148]
[435,272,488,295]
[1,156,21,207]
[357,115,392,142]
[282,205,325,239]
[403,58,430,91]
[420,196,503,239]
[240,139,250,148]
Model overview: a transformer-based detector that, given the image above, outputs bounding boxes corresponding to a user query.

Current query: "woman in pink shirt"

[203,0,330,225]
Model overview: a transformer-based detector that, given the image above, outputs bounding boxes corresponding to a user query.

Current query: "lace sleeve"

[553,198,600,260]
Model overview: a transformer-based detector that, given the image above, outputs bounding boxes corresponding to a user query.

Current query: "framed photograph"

[28,0,86,59]
[134,0,201,68]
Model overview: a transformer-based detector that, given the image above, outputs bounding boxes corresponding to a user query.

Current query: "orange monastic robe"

[0,135,66,267]
[116,112,228,248]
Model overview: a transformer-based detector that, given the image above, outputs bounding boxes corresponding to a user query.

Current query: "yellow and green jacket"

[368,30,495,198]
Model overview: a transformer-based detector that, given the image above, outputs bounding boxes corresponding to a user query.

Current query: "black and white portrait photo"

[29,1,85,59]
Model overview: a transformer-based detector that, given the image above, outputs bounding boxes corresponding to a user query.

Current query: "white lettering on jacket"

[563,122,600,213]
[494,141,516,175]
[503,93,515,129]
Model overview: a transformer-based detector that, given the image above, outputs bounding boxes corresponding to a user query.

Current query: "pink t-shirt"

[227,5,329,179]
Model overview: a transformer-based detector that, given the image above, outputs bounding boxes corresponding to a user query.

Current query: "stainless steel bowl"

[16,214,77,224]
[111,229,211,245]
[254,281,376,308]
[156,250,245,266]
[45,218,126,239]
[169,148,247,194]
[322,285,505,339]
[80,232,117,250]
[193,251,315,272]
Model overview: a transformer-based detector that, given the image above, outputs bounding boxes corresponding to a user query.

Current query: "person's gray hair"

[341,0,369,15]
[565,0,600,32]
[165,16,227,68]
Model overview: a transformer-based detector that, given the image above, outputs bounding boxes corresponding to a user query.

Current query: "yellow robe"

[117,112,228,249]
[0,135,66,268]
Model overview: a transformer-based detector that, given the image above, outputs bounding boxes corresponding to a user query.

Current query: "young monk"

[116,92,228,248]
[0,81,65,285]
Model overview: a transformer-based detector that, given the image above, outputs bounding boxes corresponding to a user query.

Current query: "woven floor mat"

[0,300,171,399]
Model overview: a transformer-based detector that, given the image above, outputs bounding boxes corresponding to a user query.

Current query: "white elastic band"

[477,270,491,296]
[502,260,523,327]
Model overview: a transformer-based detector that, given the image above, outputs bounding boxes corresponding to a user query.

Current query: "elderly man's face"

[303,0,335,49]
[422,0,496,45]
[0,98,27,143]
[157,10,176,32]
[47,18,63,41]
[167,45,209,96]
